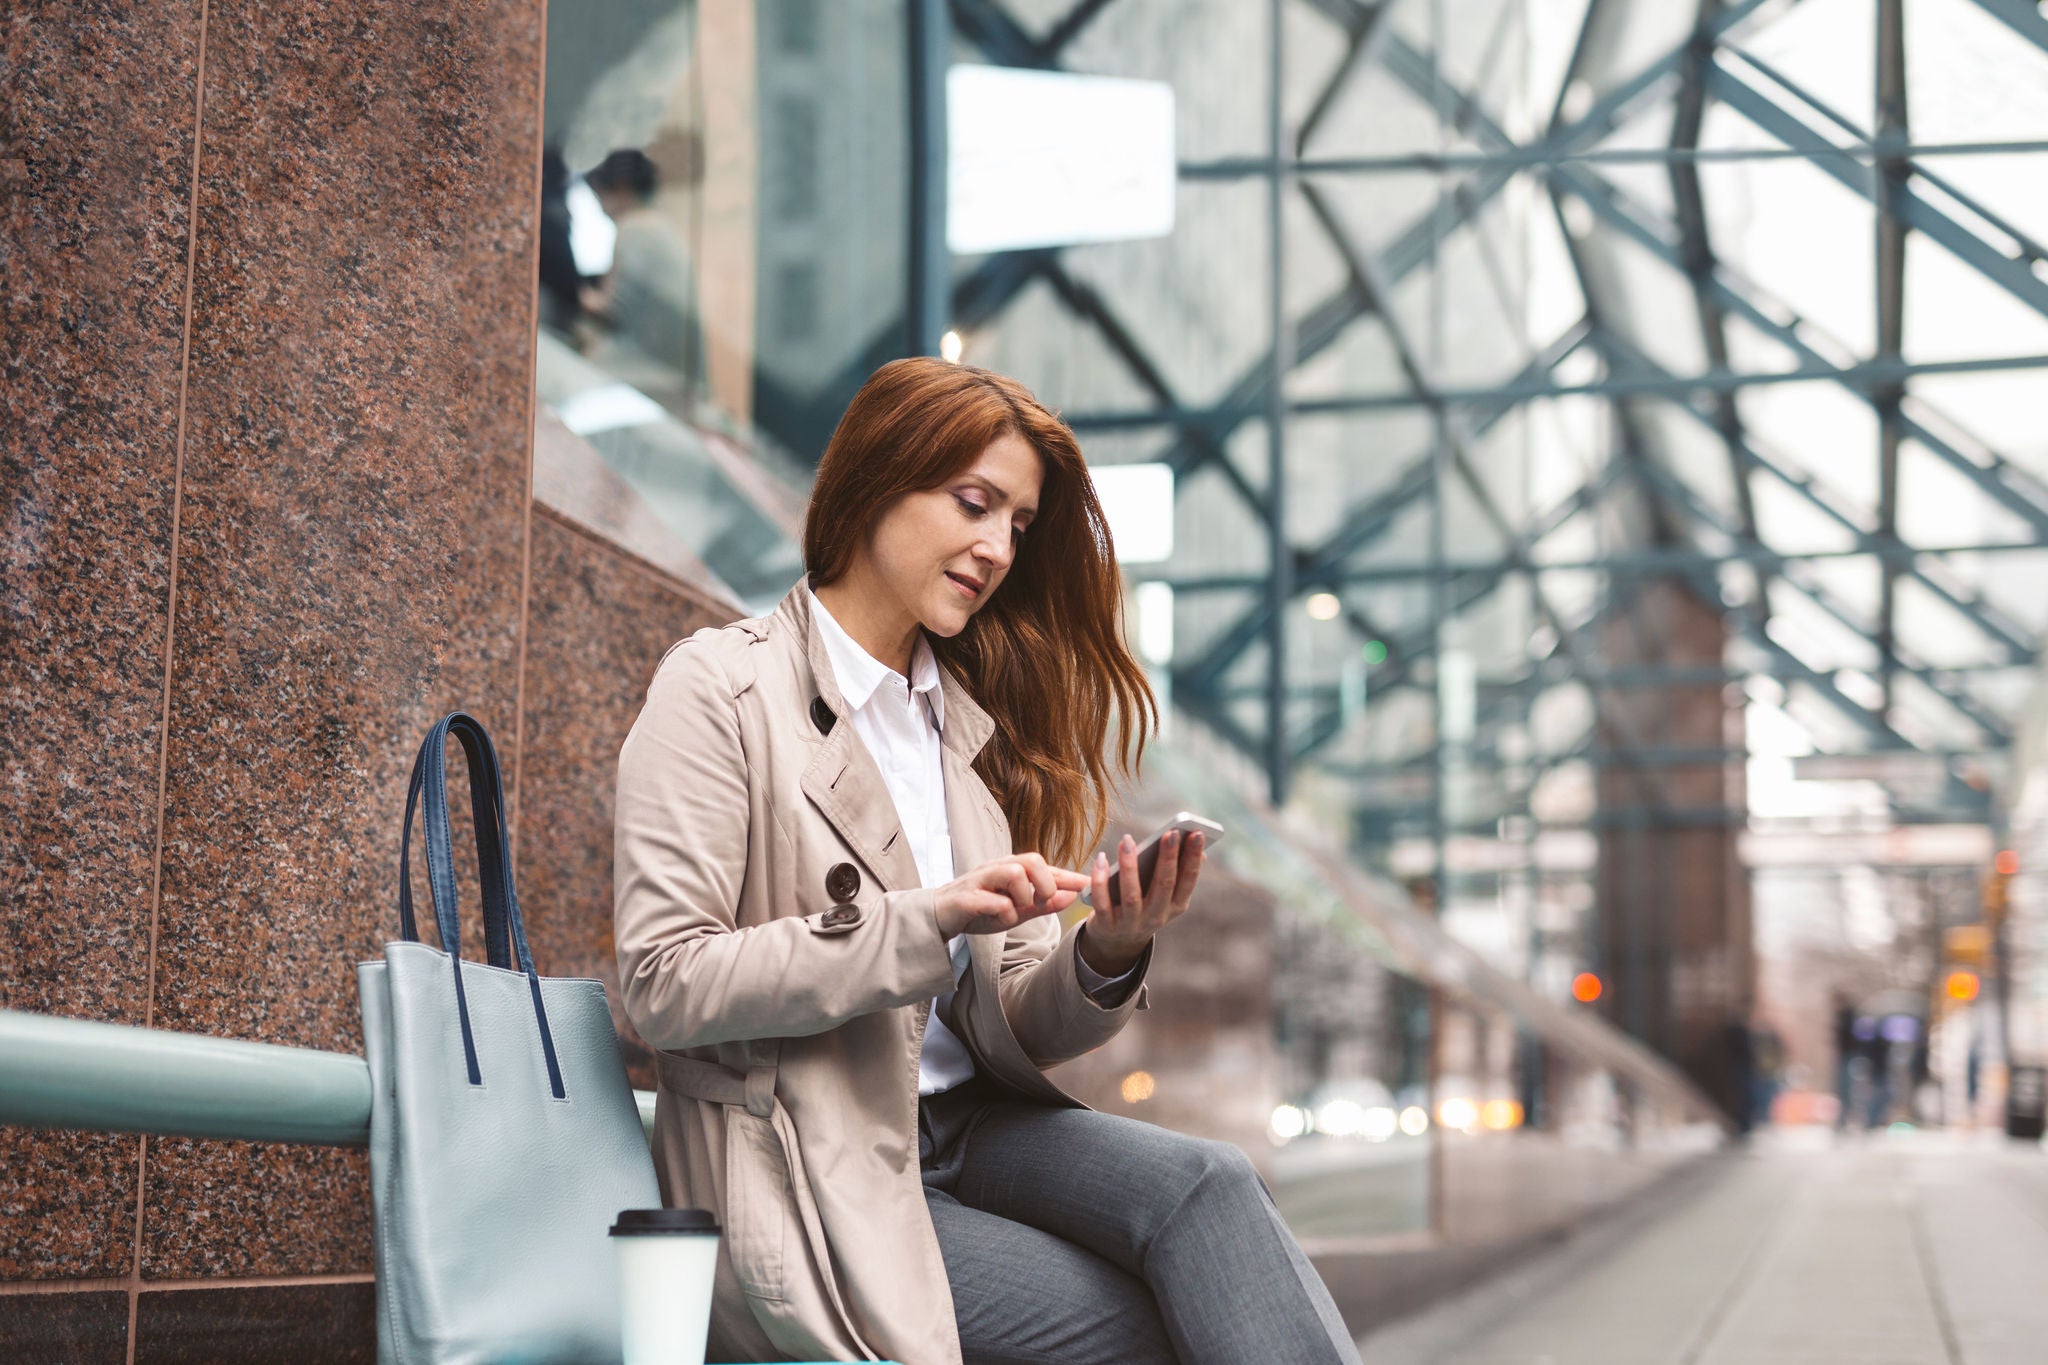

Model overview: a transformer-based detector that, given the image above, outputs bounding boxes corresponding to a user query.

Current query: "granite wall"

[0,3,737,1358]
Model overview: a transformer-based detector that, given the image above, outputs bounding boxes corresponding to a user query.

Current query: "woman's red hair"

[804,357,1157,868]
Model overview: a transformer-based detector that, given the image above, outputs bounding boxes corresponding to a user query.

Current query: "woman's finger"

[981,889,1022,924]
[1051,865,1092,893]
[1089,851,1115,925]
[1171,832,1205,913]
[1115,834,1140,912]
[1146,831,1180,914]
[1025,857,1056,906]
[1005,863,1036,914]
[977,886,1066,930]
[980,860,1029,915]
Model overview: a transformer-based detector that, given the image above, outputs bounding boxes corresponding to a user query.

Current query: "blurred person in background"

[582,142,706,397]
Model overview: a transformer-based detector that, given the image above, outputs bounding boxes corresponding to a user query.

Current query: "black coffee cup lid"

[610,1208,720,1236]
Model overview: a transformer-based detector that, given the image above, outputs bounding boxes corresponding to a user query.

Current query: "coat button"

[810,697,837,734]
[820,903,862,929]
[825,862,860,903]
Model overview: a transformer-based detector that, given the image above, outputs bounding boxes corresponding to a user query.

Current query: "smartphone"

[1084,811,1225,907]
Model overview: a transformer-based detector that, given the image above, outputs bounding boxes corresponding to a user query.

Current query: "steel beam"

[1316,191,1678,811]
[1730,46,2048,269]
[949,0,1121,65]
[1964,0,2048,57]
[1174,326,1592,697]
[1376,22,2048,555]
[1706,61,2048,320]
[1672,1,1765,628]
[1632,455,2015,747]
[1282,463,1630,760]
[1545,161,2048,543]
[1392,34,2048,716]
[1596,327,2038,670]
[1266,0,1292,804]
[1038,262,1269,519]
[1875,0,1909,717]
[1528,148,2048,672]
[1180,138,2048,176]
[1149,0,1775,490]
[1596,323,2038,680]
[1297,2,1391,155]
[753,248,1054,459]
[1062,350,2048,427]
[1040,0,1119,56]
[1142,537,2048,593]
[908,0,951,358]
[1318,724,2007,781]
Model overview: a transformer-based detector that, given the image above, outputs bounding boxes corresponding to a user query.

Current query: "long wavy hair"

[803,357,1158,868]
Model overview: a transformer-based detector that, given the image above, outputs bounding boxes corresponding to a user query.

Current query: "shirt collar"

[806,587,946,730]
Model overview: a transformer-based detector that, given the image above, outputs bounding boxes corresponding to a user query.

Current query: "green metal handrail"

[0,1009,658,1145]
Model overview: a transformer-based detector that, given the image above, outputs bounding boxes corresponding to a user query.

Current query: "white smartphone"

[1084,811,1225,906]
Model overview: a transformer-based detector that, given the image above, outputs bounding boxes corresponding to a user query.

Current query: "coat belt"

[657,1052,777,1119]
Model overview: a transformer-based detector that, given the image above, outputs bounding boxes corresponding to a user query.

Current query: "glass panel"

[1906,0,2048,144]
[540,0,910,470]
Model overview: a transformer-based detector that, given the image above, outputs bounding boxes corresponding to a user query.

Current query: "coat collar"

[772,575,997,765]
[771,576,1006,897]
[805,584,946,732]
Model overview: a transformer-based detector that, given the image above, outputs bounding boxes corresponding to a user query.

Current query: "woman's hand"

[934,854,1091,938]
[1079,830,1205,976]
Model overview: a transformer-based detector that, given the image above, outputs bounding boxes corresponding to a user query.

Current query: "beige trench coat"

[614,577,1149,1365]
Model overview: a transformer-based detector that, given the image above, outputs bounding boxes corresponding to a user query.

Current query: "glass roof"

[933,0,2048,854]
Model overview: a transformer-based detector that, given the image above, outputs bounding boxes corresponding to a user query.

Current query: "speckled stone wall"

[0,1,738,1358]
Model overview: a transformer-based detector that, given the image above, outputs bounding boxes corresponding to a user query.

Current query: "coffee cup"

[609,1207,720,1365]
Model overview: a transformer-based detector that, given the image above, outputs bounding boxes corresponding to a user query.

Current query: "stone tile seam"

[508,7,549,865]
[1906,1193,1965,1365]
[1674,1159,1806,1365]
[129,0,212,1357]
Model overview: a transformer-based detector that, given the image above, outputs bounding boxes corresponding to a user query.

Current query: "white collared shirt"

[807,587,1132,1095]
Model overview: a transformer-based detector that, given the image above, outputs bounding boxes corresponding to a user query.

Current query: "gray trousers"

[918,1077,1362,1365]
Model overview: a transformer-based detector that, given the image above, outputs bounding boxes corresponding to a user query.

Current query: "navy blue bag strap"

[398,720,518,969]
[395,712,566,1099]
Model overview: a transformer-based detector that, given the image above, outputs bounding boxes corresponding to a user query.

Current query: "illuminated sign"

[948,65,1177,254]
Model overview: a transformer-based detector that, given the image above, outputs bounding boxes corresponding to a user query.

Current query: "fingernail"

[1121,834,1134,852]
[1096,852,1108,871]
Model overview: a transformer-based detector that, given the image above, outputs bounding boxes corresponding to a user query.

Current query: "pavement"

[1356,1126,2048,1365]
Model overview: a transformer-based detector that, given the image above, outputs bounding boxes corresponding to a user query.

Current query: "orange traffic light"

[1571,972,1603,1003]
[1997,849,2020,877]
[1946,971,1980,1003]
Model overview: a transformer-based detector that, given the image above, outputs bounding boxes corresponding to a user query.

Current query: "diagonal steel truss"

[886,0,2047,840]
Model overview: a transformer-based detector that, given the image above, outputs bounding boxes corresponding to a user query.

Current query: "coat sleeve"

[614,641,958,1050]
[990,892,1151,1071]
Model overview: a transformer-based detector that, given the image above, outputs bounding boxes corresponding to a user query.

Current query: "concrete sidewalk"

[1358,1127,2048,1365]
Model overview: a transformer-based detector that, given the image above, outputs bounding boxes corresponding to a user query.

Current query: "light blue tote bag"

[359,712,659,1364]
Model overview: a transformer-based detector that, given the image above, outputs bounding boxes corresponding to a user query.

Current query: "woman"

[614,358,1360,1365]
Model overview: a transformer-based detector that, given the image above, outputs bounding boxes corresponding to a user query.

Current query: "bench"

[0,1007,886,1365]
